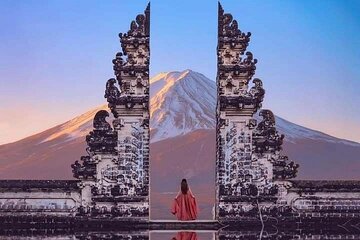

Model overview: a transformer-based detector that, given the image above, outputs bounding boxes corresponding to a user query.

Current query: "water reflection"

[1,230,360,239]
[151,231,211,240]
[171,232,198,240]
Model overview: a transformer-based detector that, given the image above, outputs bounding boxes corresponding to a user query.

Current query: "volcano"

[1,70,359,219]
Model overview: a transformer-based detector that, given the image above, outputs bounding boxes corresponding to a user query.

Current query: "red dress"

[171,189,198,220]
[172,232,198,240]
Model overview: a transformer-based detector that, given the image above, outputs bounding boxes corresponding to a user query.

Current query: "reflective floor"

[1,230,360,240]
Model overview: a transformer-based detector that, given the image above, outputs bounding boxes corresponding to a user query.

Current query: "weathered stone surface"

[0,180,81,216]
[215,3,360,223]
[216,3,295,219]
[1,3,360,227]
[77,3,151,219]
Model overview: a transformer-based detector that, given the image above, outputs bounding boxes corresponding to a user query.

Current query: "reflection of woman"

[171,179,198,221]
[172,232,198,240]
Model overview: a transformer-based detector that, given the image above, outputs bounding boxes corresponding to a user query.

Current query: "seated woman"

[171,179,198,221]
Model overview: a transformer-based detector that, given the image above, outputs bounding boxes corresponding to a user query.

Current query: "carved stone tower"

[216,3,298,221]
[72,4,150,220]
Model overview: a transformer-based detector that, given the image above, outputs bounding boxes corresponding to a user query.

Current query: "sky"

[0,0,359,144]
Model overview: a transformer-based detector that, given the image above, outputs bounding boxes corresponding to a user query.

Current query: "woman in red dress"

[171,179,198,221]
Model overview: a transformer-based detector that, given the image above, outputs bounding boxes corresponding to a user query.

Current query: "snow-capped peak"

[150,70,216,142]
[35,70,359,147]
[150,70,199,98]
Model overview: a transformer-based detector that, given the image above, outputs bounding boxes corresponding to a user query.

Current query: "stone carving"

[71,156,96,180]
[86,110,117,154]
[273,156,299,180]
[93,110,112,130]
[73,4,150,219]
[218,2,251,54]
[112,52,124,81]
[127,5,150,37]
[218,52,257,81]
[106,4,150,119]
[253,109,284,153]
[72,110,117,180]
[216,3,298,220]
[248,78,265,110]
[105,78,120,106]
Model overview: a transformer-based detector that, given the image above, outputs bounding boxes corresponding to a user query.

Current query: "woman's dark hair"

[181,179,189,194]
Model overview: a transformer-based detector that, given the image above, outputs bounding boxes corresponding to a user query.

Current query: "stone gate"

[0,2,360,227]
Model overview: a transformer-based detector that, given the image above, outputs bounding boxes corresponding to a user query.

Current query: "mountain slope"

[0,69,359,181]
[0,106,107,179]
[1,70,360,219]
[150,70,215,142]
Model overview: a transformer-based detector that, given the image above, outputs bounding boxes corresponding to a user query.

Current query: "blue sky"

[0,0,359,144]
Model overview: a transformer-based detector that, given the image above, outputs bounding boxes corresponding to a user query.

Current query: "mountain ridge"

[1,70,359,219]
[1,70,358,147]
[150,70,216,142]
